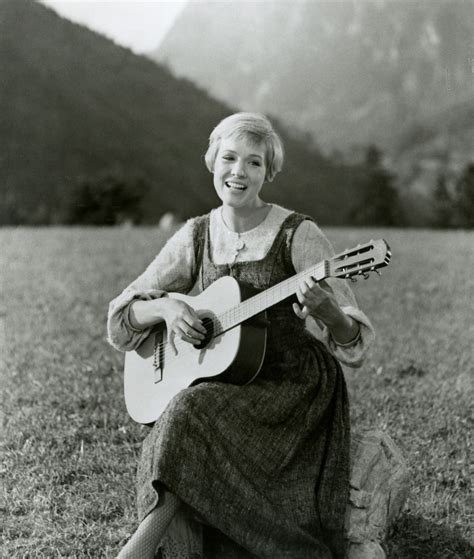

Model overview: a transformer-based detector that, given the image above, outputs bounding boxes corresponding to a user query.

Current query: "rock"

[347,541,386,559]
[345,430,409,558]
[158,212,181,232]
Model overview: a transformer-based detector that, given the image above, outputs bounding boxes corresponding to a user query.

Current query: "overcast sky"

[40,0,189,54]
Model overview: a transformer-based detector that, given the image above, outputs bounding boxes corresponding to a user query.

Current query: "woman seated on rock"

[107,112,375,558]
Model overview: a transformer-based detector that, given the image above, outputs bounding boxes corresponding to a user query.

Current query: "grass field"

[1,227,473,558]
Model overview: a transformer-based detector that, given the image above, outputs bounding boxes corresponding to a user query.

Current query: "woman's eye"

[250,161,261,166]
[223,155,234,161]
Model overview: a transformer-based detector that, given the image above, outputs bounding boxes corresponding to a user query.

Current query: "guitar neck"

[220,260,328,332]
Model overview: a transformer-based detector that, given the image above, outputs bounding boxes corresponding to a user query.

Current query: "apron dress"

[136,213,350,558]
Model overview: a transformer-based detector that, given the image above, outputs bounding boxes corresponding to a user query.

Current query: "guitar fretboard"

[217,260,328,333]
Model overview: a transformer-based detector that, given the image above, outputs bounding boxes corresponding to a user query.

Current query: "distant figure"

[158,212,181,233]
[107,112,375,558]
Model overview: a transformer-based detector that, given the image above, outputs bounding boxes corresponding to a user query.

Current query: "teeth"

[226,181,246,190]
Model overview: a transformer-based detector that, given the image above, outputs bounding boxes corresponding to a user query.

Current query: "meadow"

[1,227,472,558]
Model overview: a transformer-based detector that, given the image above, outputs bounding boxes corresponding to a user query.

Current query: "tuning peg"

[350,277,358,283]
[363,272,370,280]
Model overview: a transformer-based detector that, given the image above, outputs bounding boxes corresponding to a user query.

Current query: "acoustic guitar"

[124,239,391,424]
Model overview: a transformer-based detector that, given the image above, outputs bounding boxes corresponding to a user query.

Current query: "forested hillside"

[0,0,374,225]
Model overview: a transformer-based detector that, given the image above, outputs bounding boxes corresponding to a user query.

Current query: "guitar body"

[124,276,267,424]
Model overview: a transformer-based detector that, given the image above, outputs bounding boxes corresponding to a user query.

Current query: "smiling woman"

[107,112,375,558]
[212,136,267,210]
[205,113,285,236]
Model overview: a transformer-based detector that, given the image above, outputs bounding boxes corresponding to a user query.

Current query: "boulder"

[345,430,410,558]
[347,541,386,559]
[158,212,181,233]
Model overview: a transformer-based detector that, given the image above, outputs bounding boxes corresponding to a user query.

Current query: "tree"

[350,145,399,226]
[432,173,455,228]
[66,174,149,225]
[454,163,474,228]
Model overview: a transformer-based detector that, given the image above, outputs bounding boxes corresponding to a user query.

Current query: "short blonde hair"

[204,112,284,182]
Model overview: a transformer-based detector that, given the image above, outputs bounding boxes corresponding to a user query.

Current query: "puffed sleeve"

[291,220,376,368]
[107,219,197,352]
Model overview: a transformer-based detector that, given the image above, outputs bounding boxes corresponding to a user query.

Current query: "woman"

[107,113,375,558]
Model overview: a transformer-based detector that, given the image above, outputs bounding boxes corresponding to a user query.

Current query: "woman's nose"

[231,161,246,177]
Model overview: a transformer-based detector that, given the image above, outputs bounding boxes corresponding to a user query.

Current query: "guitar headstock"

[329,239,391,281]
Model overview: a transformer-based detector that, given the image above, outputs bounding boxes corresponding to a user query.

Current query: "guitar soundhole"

[193,315,215,350]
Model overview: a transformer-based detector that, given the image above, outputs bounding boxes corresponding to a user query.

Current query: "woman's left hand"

[293,277,360,344]
[293,278,342,325]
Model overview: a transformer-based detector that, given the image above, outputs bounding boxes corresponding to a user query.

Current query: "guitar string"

[151,261,326,366]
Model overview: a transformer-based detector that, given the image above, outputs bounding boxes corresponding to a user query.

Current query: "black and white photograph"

[1,0,473,557]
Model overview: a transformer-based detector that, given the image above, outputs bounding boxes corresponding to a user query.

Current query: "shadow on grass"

[387,514,473,559]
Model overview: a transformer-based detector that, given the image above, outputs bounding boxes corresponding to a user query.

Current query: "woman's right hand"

[160,298,207,355]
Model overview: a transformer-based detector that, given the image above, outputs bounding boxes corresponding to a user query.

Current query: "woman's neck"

[221,201,272,233]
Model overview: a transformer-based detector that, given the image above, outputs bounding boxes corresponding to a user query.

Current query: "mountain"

[0,0,229,223]
[154,0,474,154]
[0,0,372,225]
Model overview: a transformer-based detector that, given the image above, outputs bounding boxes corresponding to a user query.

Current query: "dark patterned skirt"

[136,338,350,559]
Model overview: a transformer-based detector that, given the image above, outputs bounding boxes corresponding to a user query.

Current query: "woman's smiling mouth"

[225,181,247,191]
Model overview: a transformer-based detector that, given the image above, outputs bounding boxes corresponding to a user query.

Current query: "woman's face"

[213,135,267,210]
